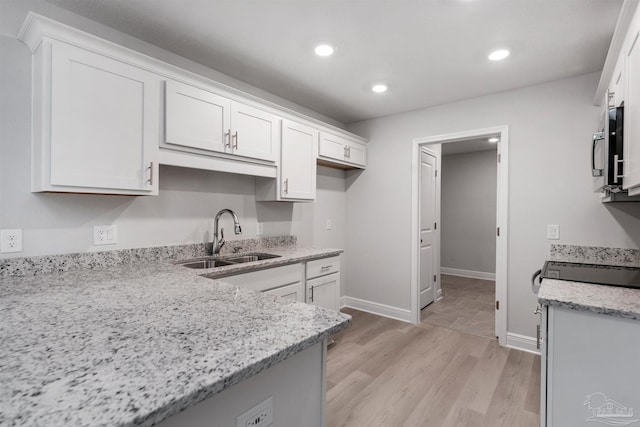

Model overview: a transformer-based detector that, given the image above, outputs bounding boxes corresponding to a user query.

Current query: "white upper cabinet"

[165,80,231,153]
[32,40,159,195]
[231,102,279,162]
[164,79,278,162]
[255,119,317,202]
[318,132,367,168]
[625,15,640,193]
[280,120,318,200]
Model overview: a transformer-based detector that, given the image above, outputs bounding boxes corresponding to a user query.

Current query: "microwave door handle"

[592,132,604,177]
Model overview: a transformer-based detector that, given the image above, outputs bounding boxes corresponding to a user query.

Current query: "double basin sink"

[180,253,281,269]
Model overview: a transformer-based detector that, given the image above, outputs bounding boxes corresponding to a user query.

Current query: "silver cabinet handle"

[536,324,541,350]
[321,265,333,271]
[147,162,153,185]
[283,178,289,194]
[592,131,604,177]
[232,131,238,149]
[347,146,351,158]
[344,146,348,159]
[310,285,314,302]
[225,129,231,148]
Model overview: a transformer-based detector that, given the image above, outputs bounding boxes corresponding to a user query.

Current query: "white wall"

[0,7,347,259]
[441,149,497,274]
[347,72,640,339]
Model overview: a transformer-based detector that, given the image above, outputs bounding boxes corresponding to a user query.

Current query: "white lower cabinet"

[218,263,304,302]
[264,282,304,301]
[305,256,341,311]
[541,305,640,427]
[31,39,159,195]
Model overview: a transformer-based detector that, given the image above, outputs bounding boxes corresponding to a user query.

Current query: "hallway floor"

[327,308,540,427]
[421,274,496,339]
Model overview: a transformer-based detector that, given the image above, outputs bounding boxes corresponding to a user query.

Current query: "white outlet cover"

[236,396,273,427]
[0,229,23,253]
[326,219,332,230]
[256,222,264,236]
[93,225,118,245]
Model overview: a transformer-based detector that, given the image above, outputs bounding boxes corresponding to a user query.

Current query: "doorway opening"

[410,126,508,346]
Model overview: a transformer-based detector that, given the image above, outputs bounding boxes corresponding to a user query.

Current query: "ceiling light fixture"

[488,49,510,61]
[315,44,334,57]
[372,84,388,93]
[488,137,499,143]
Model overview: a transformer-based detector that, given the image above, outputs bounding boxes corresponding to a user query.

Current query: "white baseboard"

[441,267,496,281]
[340,296,412,323]
[506,332,540,355]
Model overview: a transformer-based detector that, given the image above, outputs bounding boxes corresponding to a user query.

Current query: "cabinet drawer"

[306,256,340,279]
[217,263,302,292]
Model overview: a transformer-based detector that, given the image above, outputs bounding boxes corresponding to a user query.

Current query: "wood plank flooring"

[421,274,495,339]
[327,308,540,427]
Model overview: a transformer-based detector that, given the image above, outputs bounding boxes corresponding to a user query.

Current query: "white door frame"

[410,126,509,346]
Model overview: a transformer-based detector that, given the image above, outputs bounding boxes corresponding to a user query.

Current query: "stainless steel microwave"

[592,105,623,192]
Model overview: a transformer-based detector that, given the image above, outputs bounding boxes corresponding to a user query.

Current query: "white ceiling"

[44,0,622,124]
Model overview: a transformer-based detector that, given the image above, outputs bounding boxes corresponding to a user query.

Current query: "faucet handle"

[219,228,226,250]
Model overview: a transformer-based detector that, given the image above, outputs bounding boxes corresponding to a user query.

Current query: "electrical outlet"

[93,225,118,245]
[256,222,264,236]
[0,229,23,253]
[326,219,332,230]
[547,224,560,240]
[236,396,273,427]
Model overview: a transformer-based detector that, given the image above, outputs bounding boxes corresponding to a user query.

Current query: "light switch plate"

[326,219,332,230]
[256,222,264,236]
[547,224,560,240]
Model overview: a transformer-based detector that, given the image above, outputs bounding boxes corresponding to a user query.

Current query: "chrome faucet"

[212,209,242,256]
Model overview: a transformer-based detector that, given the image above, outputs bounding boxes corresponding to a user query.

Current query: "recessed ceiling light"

[488,49,510,61]
[315,44,334,57]
[372,84,388,93]
[488,137,499,143]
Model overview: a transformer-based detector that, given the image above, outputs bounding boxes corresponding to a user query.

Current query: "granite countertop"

[0,247,351,427]
[538,278,640,321]
[176,246,343,278]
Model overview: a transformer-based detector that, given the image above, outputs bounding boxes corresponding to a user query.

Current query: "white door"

[281,120,317,200]
[419,150,437,308]
[165,79,231,154]
[230,102,279,162]
[307,273,339,311]
[50,42,158,192]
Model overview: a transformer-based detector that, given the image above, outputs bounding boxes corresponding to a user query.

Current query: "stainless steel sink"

[181,259,235,269]
[178,253,280,269]
[225,253,281,263]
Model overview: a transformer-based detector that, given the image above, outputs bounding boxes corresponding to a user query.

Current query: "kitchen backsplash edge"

[0,236,297,278]
[550,244,640,267]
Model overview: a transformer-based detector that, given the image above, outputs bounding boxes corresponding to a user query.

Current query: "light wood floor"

[421,274,495,339]
[327,308,540,427]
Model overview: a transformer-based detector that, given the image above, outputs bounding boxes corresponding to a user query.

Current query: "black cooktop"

[542,261,640,289]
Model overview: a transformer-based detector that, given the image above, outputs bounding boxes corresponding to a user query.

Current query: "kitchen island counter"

[0,258,350,426]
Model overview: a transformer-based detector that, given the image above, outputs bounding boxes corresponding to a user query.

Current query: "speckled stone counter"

[538,278,640,321]
[0,251,351,426]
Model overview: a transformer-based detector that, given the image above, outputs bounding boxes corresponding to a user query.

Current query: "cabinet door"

[165,79,231,154]
[345,141,367,167]
[264,282,304,302]
[319,132,346,160]
[624,25,640,191]
[231,102,279,162]
[307,272,339,311]
[545,306,640,427]
[281,120,317,200]
[50,42,158,192]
